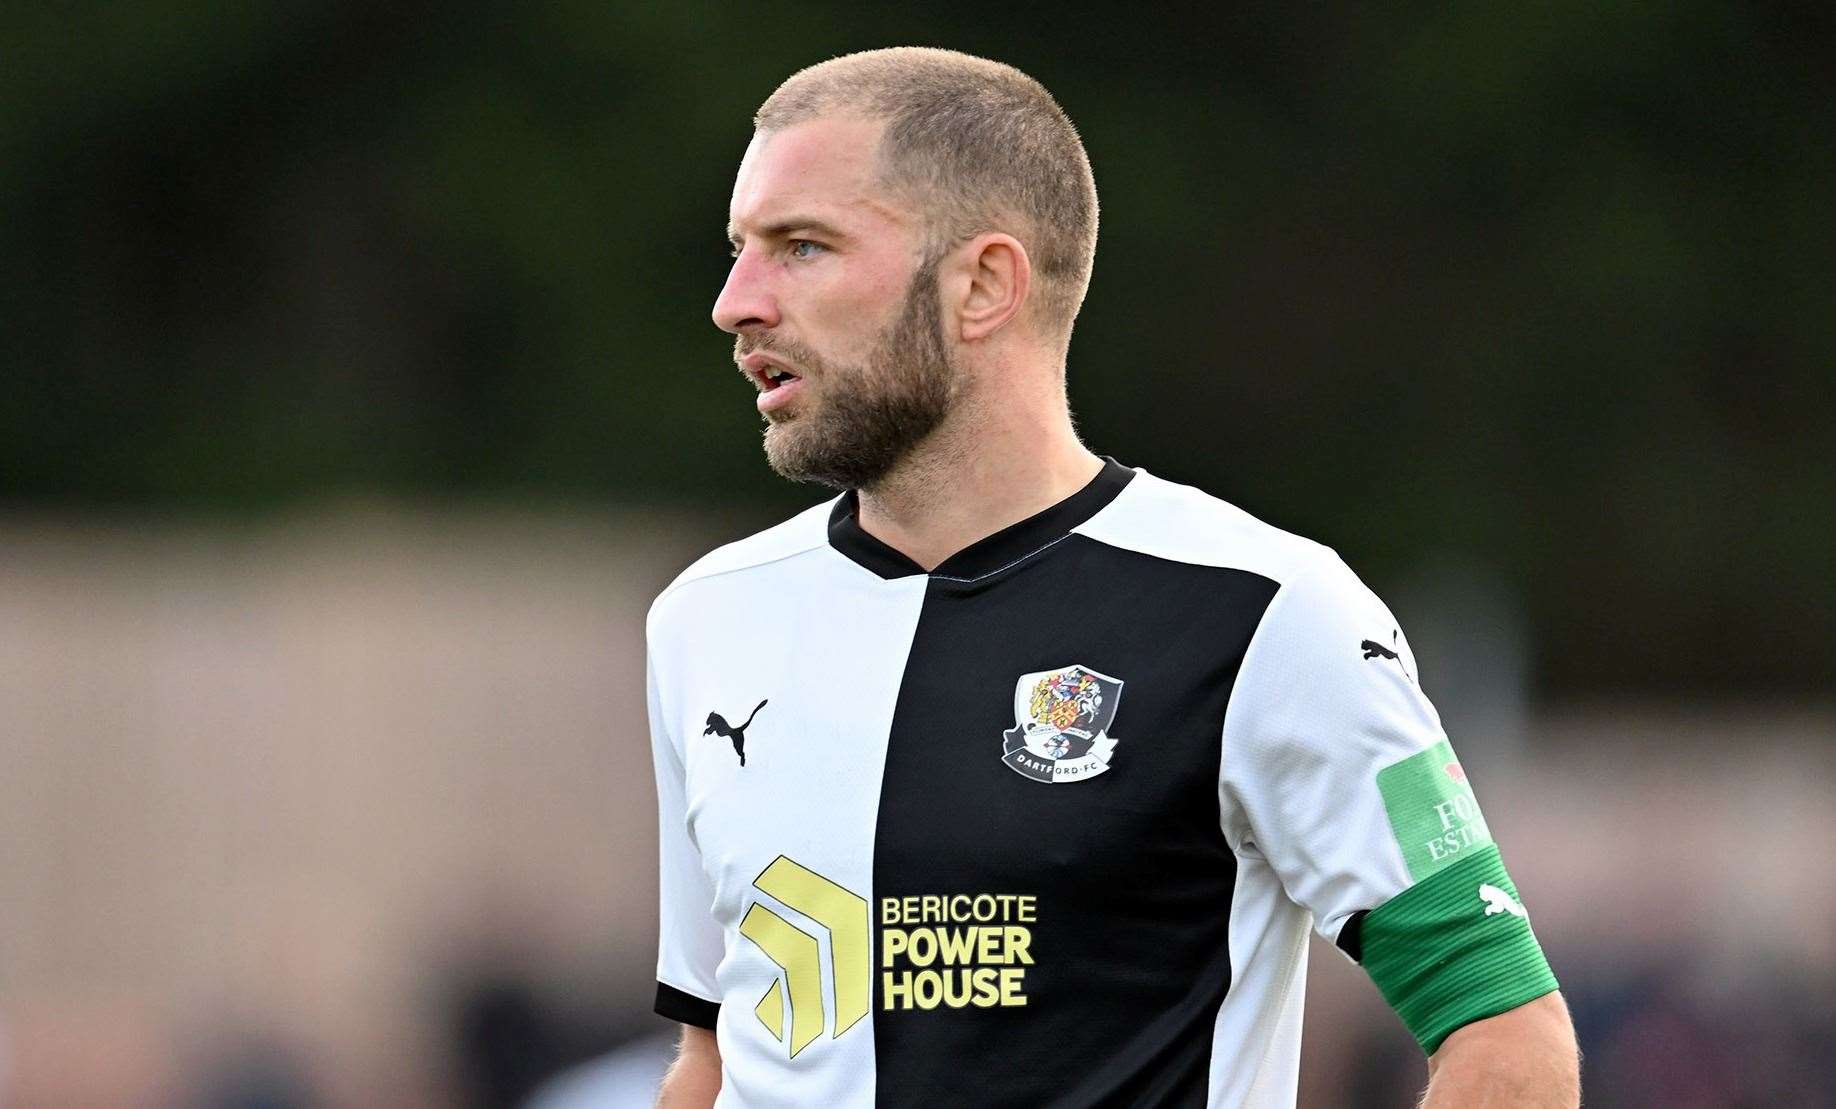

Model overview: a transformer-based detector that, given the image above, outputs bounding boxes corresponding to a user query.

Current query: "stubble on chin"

[758,258,954,491]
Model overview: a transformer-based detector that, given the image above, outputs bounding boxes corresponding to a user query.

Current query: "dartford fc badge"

[1002,664,1124,783]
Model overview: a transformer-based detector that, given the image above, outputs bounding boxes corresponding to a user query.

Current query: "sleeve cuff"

[1358,845,1560,1054]
[655,981,721,1029]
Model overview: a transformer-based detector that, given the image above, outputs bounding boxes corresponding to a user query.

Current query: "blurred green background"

[9,1,1831,695]
[4,4,1834,1106]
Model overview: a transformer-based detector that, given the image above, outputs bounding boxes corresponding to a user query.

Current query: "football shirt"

[648,458,1555,1107]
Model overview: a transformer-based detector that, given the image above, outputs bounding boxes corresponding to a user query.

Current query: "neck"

[855,360,1102,572]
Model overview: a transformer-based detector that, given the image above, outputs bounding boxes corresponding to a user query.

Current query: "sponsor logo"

[739,856,869,1057]
[1360,629,1414,682]
[1375,740,1494,882]
[879,893,1036,1011]
[1000,664,1124,783]
[703,699,768,766]
[1479,883,1527,919]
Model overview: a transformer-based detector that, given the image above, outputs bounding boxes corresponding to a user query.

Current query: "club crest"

[1001,664,1124,783]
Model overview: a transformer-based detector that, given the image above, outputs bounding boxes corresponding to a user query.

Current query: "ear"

[952,233,1032,342]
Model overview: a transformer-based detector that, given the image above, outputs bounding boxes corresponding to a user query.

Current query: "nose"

[712,249,780,335]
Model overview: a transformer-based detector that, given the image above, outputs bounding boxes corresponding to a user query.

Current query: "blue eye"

[789,240,825,259]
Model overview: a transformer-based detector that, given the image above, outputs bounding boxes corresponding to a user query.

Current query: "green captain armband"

[1358,845,1560,1055]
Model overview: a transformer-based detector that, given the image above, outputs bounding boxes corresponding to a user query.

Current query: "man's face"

[714,116,958,490]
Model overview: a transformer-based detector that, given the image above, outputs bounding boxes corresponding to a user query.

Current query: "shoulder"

[647,495,840,638]
[1078,467,1398,652]
[1076,466,1342,589]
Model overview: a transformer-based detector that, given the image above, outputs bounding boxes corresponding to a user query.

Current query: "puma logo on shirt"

[705,699,769,767]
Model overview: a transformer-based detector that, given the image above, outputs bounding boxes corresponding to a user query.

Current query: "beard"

[739,256,956,491]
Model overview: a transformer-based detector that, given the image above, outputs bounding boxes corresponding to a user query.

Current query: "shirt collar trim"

[826,456,1135,582]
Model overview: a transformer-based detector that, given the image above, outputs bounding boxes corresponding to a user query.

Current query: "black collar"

[826,456,1135,581]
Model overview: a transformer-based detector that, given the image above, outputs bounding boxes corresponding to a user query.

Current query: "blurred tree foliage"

[4,2,1832,696]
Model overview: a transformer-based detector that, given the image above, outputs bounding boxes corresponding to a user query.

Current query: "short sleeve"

[649,646,725,1029]
[1220,555,1557,1053]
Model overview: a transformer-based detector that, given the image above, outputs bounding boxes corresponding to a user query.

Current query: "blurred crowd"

[75,936,1821,1107]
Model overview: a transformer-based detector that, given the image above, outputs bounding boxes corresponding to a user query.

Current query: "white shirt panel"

[1219,554,1439,946]
[1078,467,1447,1106]
[650,522,927,1108]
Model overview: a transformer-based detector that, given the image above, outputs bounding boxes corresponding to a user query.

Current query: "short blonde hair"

[756,47,1099,347]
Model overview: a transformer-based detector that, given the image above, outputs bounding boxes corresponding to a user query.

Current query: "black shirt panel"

[870,534,1280,1108]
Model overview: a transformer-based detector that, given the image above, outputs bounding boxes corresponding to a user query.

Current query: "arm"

[1421,991,1579,1108]
[1218,556,1568,1099]
[656,1026,722,1108]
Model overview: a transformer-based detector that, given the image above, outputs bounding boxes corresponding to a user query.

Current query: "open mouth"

[742,353,805,413]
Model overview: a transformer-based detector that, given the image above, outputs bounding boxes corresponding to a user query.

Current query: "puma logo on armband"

[1478,883,1527,919]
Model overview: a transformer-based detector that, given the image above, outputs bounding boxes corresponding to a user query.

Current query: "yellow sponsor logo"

[739,856,870,1057]
[879,894,1036,1010]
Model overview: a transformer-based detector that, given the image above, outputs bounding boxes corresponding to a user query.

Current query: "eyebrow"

[726,216,851,245]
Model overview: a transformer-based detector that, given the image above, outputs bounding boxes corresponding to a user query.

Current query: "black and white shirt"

[648,458,1556,1108]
